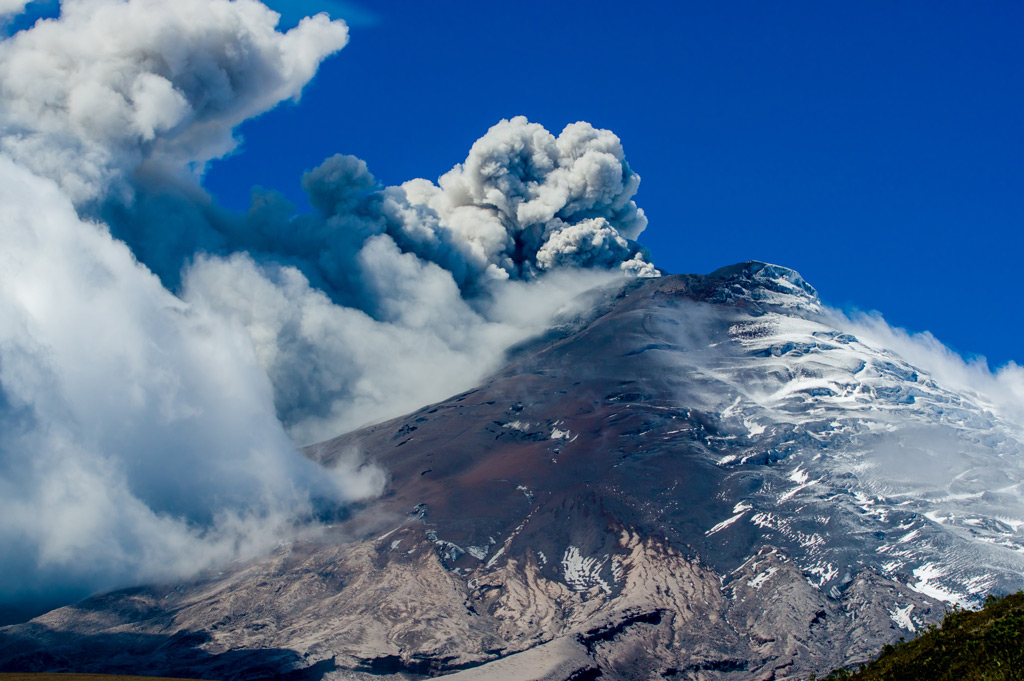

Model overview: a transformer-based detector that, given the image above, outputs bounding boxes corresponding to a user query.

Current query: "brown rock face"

[3,263,1021,680]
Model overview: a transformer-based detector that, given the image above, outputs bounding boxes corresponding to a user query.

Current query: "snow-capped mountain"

[3,262,1022,680]
[618,263,1024,607]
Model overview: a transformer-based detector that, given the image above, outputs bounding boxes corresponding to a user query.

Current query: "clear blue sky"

[26,0,1024,367]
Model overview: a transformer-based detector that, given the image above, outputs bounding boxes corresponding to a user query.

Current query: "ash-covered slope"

[3,262,1023,681]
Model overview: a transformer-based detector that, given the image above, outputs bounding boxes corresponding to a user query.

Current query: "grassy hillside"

[813,591,1024,680]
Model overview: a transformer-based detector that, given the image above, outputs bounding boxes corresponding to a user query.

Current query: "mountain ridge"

[3,262,1022,681]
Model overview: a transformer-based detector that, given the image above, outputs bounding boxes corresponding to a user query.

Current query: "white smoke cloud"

[0,0,348,203]
[104,119,660,443]
[283,116,657,299]
[392,116,655,282]
[830,309,1024,427]
[0,0,657,617]
[0,0,29,17]
[183,246,619,444]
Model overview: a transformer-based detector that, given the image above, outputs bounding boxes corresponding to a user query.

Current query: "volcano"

[3,262,1022,681]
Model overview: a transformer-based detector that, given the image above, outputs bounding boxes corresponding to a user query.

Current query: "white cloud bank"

[0,155,386,607]
[0,0,368,611]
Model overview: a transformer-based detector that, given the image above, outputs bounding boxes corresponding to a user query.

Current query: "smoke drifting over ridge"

[0,0,656,614]
[168,116,657,440]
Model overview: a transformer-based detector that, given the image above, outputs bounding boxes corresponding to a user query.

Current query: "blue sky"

[15,0,1022,366]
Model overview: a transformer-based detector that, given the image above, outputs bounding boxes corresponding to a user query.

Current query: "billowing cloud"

[0,0,656,616]
[0,154,384,611]
[0,0,360,614]
[0,0,348,203]
[263,0,380,29]
[394,116,653,282]
[0,0,30,17]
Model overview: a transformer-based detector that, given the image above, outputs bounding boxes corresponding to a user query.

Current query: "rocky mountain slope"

[2,262,1022,680]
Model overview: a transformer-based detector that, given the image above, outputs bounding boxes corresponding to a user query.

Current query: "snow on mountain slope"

[641,263,1024,608]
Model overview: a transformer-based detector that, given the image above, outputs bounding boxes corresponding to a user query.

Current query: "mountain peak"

[632,261,822,318]
[703,260,821,311]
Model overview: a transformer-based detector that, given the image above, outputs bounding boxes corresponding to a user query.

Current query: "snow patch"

[909,563,968,606]
[376,526,400,542]
[706,512,746,536]
[744,419,766,436]
[466,545,489,560]
[889,604,916,632]
[881,560,904,575]
[748,566,778,589]
[807,562,839,587]
[721,396,742,419]
[562,546,611,594]
[706,502,753,536]
[485,546,506,569]
[898,529,921,544]
[995,516,1024,532]
[778,470,820,503]
[516,485,535,502]
[426,530,465,563]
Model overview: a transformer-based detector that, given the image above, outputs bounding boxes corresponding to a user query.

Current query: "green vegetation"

[812,592,1024,681]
